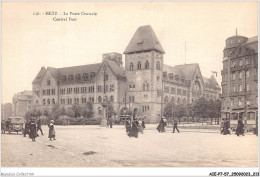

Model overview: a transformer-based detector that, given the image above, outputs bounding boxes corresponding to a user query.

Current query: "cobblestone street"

[1,125,258,167]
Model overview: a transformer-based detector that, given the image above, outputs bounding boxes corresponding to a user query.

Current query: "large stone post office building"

[32,25,221,123]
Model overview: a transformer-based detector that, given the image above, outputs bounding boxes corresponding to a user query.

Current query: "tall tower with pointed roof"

[124,25,165,123]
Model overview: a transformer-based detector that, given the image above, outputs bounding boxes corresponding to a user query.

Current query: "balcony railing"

[229,91,251,97]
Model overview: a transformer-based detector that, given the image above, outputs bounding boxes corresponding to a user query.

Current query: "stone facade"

[12,90,33,117]
[32,25,221,123]
[220,34,258,127]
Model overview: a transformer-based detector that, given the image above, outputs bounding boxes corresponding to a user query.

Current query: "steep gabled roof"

[172,63,199,81]
[105,59,125,78]
[32,67,47,84]
[47,67,59,82]
[203,75,221,89]
[124,25,165,54]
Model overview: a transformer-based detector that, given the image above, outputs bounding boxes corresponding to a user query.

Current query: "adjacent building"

[32,25,220,123]
[12,90,33,117]
[1,103,12,121]
[220,34,258,125]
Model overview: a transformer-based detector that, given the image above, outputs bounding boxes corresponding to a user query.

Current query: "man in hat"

[129,118,139,138]
[37,118,44,135]
[173,120,180,133]
[236,118,244,136]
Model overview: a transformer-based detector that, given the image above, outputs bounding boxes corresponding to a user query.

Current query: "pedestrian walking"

[23,121,30,137]
[29,119,37,142]
[173,120,180,133]
[108,118,113,128]
[236,118,244,136]
[125,118,131,135]
[37,118,44,135]
[223,120,230,135]
[128,118,139,138]
[138,118,143,134]
[48,120,56,140]
[141,119,146,130]
[1,120,6,134]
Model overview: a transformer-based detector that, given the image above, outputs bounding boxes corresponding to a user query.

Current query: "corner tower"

[124,25,165,123]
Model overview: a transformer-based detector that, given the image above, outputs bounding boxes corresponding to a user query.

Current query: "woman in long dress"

[29,119,37,142]
[48,120,56,140]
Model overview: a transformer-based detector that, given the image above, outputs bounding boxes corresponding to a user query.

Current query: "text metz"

[46,12,58,15]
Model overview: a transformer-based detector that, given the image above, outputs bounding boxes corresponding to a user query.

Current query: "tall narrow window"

[156,61,160,70]
[145,60,149,69]
[137,61,141,70]
[47,79,51,86]
[83,73,89,81]
[130,63,134,70]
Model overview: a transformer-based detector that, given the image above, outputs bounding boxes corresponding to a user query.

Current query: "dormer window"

[90,72,95,79]
[169,74,173,80]
[61,75,67,82]
[76,74,81,81]
[163,72,167,79]
[68,75,74,82]
[83,73,89,81]
[175,75,179,82]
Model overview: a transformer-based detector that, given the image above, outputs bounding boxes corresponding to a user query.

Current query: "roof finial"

[236,28,237,36]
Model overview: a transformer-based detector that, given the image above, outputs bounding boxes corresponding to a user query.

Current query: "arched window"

[177,97,181,104]
[143,82,149,91]
[52,98,55,104]
[76,74,81,81]
[164,96,169,104]
[137,61,141,70]
[47,99,50,105]
[92,97,94,103]
[43,99,46,105]
[156,61,160,70]
[171,97,175,103]
[110,96,114,102]
[145,60,149,69]
[98,96,102,103]
[61,75,67,82]
[130,63,134,70]
[183,98,186,105]
[83,73,89,81]
[68,75,74,82]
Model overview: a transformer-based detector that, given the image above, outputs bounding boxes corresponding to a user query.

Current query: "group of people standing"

[126,117,145,138]
[23,118,56,141]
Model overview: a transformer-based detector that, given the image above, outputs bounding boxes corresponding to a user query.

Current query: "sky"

[1,1,258,104]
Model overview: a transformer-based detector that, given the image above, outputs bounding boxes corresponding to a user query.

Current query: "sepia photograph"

[1,1,259,176]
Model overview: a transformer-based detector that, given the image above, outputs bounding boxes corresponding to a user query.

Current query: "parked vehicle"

[7,117,25,134]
